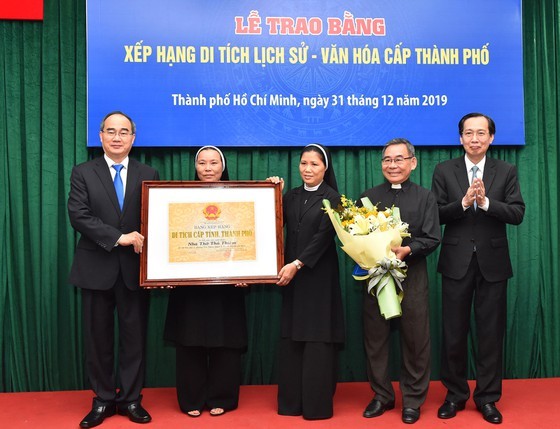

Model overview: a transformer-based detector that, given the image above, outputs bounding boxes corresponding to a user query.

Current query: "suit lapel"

[482,157,497,193]
[123,159,140,215]
[453,157,470,196]
[93,158,121,214]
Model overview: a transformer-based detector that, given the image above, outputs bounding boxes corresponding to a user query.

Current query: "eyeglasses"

[462,130,489,139]
[381,156,413,166]
[103,129,133,138]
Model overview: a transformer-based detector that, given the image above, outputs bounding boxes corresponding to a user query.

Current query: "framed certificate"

[140,181,284,286]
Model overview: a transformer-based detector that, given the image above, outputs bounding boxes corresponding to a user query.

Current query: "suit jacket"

[280,182,345,343]
[68,157,159,290]
[431,156,524,282]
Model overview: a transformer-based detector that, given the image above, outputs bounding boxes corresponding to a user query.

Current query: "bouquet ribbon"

[353,259,406,319]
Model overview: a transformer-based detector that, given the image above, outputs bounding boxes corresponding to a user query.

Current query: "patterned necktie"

[471,165,479,210]
[113,164,124,210]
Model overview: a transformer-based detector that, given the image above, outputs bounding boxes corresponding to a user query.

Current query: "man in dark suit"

[68,111,159,428]
[431,113,525,425]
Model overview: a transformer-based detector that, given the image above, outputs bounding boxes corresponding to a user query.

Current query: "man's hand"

[117,231,145,254]
[473,178,486,206]
[392,246,411,261]
[462,178,485,208]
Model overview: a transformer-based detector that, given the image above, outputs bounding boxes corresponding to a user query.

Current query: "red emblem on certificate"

[203,204,221,220]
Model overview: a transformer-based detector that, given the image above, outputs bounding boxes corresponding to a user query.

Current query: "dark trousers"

[440,254,507,407]
[363,260,431,409]
[277,339,338,420]
[81,277,149,405]
[175,346,242,412]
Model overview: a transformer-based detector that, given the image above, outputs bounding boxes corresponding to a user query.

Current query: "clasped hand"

[463,178,485,208]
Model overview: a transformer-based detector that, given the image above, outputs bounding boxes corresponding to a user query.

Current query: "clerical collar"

[304,182,322,192]
[388,178,411,190]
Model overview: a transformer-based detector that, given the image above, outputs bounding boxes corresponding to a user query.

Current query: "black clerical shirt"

[360,179,440,265]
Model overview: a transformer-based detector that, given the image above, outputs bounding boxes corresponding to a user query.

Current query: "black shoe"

[117,401,152,424]
[437,400,466,419]
[363,398,395,418]
[79,400,116,428]
[402,407,420,424]
[477,402,502,424]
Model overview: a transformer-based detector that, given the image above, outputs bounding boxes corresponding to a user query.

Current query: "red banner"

[0,1,43,20]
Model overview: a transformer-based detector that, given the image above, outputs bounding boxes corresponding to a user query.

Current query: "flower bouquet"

[323,196,410,319]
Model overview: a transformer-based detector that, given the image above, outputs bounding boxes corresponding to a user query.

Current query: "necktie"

[113,164,124,210]
[471,165,479,210]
